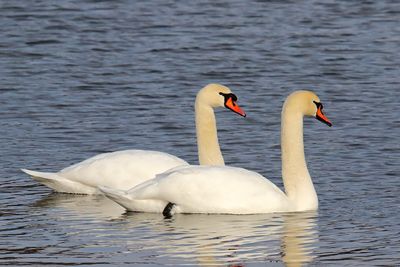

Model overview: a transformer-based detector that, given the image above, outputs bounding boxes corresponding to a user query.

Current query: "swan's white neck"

[281,108,318,211]
[195,100,224,166]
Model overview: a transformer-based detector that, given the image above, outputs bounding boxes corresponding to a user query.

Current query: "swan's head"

[284,90,332,127]
[197,83,246,117]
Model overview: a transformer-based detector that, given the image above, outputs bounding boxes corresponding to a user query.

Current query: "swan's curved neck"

[281,108,317,211]
[195,99,224,166]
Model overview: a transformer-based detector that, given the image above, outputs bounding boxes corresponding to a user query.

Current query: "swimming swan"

[22,84,246,194]
[101,90,331,214]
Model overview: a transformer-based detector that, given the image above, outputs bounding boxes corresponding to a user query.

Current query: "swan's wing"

[127,165,290,214]
[58,150,189,189]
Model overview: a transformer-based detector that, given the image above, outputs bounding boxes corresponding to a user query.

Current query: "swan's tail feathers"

[99,186,168,213]
[99,186,135,210]
[21,168,60,183]
[21,168,96,194]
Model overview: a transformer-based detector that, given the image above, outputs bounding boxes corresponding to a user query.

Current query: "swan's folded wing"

[125,164,194,199]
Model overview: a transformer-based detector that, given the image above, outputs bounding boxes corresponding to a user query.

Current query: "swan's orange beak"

[225,96,246,117]
[315,103,332,127]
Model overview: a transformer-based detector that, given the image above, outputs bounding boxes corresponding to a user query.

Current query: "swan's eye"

[231,94,238,102]
[313,100,323,109]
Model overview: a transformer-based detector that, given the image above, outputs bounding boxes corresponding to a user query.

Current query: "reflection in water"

[33,194,318,266]
[33,193,126,219]
[281,213,318,267]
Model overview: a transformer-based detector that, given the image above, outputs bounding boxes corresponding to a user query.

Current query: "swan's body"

[101,90,331,214]
[22,84,245,194]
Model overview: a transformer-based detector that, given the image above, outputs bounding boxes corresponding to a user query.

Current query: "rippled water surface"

[1,0,399,266]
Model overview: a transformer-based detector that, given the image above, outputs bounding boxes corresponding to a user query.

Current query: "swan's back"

[130,165,291,214]
[59,150,189,189]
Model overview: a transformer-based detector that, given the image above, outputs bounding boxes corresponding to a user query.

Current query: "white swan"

[22,84,246,194]
[100,90,331,214]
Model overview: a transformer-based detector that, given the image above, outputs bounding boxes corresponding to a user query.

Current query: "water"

[1,0,399,266]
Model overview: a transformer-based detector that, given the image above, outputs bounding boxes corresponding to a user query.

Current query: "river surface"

[1,0,399,266]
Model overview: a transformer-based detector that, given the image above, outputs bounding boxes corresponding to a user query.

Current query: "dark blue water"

[1,0,399,266]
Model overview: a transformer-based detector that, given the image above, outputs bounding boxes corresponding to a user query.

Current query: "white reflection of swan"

[281,212,318,267]
[123,211,318,266]
[34,195,318,266]
[33,193,126,220]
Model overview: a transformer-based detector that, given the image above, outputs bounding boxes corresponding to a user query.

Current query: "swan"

[22,83,246,194]
[100,90,331,214]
